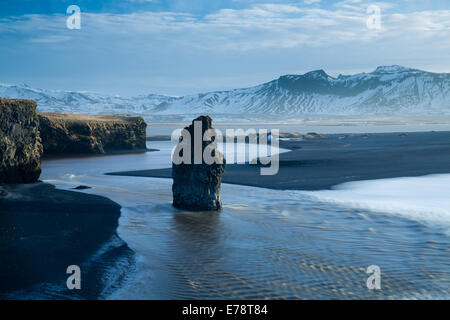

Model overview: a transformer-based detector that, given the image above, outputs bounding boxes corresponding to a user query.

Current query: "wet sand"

[39,138,450,299]
[0,182,134,299]
[110,131,450,190]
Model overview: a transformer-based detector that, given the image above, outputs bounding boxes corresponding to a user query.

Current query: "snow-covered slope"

[164,66,450,117]
[1,66,450,121]
[0,83,174,115]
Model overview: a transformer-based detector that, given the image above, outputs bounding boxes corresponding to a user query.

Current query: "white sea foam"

[302,174,450,231]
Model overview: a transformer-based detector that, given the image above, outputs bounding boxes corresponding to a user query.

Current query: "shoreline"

[5,129,450,299]
[33,132,450,300]
[97,175,450,299]
[0,182,134,299]
[110,130,450,190]
[146,121,450,137]
[42,148,158,160]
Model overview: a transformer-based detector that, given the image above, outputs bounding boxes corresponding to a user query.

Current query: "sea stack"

[172,116,226,211]
[0,98,43,183]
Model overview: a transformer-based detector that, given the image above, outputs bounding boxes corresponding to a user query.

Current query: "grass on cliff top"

[38,112,143,123]
[0,97,37,108]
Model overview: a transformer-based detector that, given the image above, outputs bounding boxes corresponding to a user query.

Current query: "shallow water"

[304,175,450,234]
[41,142,450,299]
[147,123,450,136]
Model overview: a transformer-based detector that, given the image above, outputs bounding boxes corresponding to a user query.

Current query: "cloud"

[1,2,449,52]
[304,0,321,4]
[1,1,450,95]
[29,34,72,43]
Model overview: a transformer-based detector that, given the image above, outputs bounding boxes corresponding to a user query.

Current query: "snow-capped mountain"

[163,65,450,117]
[1,65,450,121]
[0,83,174,116]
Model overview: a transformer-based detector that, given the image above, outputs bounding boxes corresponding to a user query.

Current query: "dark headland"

[38,112,147,157]
[0,182,134,299]
[109,130,450,190]
[0,98,137,299]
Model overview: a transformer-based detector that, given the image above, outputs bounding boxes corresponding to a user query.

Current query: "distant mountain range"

[1,65,449,121]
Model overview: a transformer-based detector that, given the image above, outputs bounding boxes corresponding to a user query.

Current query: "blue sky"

[1,0,449,96]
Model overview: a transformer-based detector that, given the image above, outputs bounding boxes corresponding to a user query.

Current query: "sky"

[0,0,449,96]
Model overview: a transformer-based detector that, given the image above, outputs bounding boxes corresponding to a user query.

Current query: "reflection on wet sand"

[41,141,450,300]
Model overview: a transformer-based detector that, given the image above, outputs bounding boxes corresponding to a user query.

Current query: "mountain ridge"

[1,65,449,121]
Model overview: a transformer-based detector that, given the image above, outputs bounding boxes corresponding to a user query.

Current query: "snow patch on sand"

[302,174,450,231]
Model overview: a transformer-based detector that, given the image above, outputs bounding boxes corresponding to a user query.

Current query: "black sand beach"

[26,130,450,300]
[109,131,450,190]
[0,183,134,299]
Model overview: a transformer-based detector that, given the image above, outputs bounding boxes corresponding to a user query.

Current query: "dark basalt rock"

[0,98,43,183]
[172,116,226,211]
[0,182,131,299]
[38,113,147,155]
[73,185,91,190]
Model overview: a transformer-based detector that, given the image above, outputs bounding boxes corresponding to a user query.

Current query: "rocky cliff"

[38,113,147,155]
[0,98,43,183]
